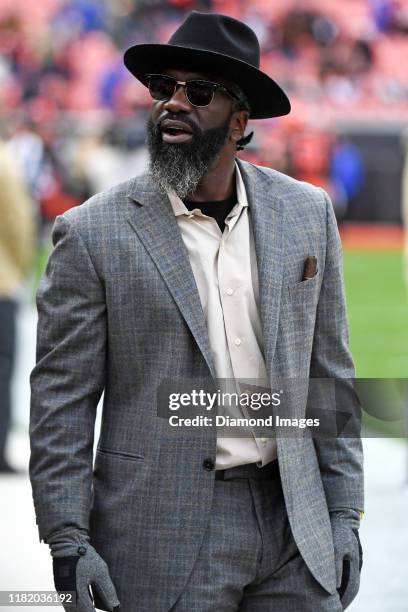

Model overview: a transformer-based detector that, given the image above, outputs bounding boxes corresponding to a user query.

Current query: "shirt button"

[234,338,242,346]
[203,458,215,471]
[226,288,234,296]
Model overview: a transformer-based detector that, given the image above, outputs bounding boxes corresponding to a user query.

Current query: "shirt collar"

[167,161,249,218]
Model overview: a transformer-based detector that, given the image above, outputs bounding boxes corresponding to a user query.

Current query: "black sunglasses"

[146,73,239,108]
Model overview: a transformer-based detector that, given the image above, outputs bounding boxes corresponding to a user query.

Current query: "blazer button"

[77,546,87,556]
[203,458,215,471]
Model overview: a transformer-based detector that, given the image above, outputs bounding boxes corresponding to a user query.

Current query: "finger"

[338,558,350,600]
[352,528,363,571]
[92,571,120,611]
[75,594,96,612]
[75,574,96,612]
[340,558,360,609]
[335,552,344,589]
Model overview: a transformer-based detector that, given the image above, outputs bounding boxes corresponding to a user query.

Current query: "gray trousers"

[170,463,343,612]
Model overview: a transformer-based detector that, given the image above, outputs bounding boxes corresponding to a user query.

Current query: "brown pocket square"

[302,256,318,280]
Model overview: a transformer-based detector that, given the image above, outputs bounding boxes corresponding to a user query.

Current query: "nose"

[163,83,192,114]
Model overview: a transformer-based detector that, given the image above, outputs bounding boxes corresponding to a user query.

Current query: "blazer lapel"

[125,173,217,380]
[236,159,286,378]
[125,162,286,384]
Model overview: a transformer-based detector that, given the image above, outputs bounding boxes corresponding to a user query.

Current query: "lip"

[162,132,193,144]
[160,118,194,144]
[160,119,193,133]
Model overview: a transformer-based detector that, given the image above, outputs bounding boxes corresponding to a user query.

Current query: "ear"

[230,110,249,144]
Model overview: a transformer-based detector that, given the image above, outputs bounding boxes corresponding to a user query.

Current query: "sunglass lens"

[148,75,175,101]
[186,81,214,106]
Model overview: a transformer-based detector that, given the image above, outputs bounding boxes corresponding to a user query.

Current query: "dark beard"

[146,113,232,199]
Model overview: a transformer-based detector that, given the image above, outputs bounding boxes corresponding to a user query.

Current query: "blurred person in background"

[330,136,366,225]
[71,121,149,194]
[5,118,80,242]
[0,139,36,473]
[402,127,408,289]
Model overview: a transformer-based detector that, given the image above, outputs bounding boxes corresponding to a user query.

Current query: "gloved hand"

[45,526,120,612]
[330,509,363,610]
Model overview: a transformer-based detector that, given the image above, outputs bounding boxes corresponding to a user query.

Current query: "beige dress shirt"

[168,162,277,469]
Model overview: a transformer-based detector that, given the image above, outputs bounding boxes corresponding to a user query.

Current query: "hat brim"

[123,44,291,120]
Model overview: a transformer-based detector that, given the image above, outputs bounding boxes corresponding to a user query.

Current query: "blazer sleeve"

[310,190,364,512]
[29,214,107,542]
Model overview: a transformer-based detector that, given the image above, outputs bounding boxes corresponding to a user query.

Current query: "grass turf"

[343,250,408,437]
[343,250,408,378]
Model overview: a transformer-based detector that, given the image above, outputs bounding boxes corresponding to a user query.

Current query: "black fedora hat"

[123,11,291,120]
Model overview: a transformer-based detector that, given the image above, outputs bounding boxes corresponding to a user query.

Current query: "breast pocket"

[286,273,320,298]
[282,274,321,352]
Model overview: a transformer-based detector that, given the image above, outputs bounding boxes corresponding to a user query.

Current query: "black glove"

[330,509,363,610]
[46,527,120,612]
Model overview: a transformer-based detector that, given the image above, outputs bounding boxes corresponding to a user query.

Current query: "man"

[0,140,35,473]
[29,11,364,612]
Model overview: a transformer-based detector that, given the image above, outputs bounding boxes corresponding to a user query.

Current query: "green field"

[343,250,408,378]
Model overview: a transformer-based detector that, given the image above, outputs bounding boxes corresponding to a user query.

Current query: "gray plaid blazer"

[29,159,364,611]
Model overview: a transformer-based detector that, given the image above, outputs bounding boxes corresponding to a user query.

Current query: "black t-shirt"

[183,189,237,233]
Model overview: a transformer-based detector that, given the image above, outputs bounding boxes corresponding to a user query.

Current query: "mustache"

[156,113,201,135]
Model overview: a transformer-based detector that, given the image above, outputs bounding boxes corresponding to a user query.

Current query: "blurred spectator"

[330,137,366,223]
[52,0,107,35]
[0,140,36,473]
[402,127,408,289]
[289,127,332,189]
[370,0,398,32]
[71,123,149,193]
[7,121,84,238]
[0,0,407,223]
